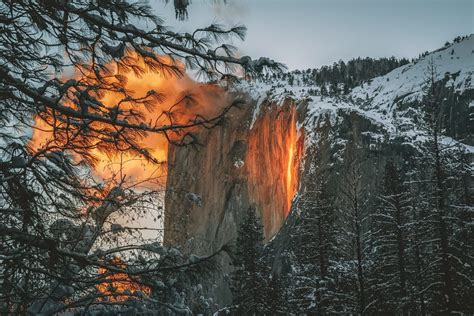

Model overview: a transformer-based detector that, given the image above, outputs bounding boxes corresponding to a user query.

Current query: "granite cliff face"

[163,95,304,305]
[164,96,304,249]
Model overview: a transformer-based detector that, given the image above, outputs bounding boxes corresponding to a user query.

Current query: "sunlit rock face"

[246,100,304,237]
[164,97,303,246]
[163,95,304,305]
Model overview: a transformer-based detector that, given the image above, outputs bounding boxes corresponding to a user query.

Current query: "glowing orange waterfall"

[245,101,303,237]
[285,111,298,213]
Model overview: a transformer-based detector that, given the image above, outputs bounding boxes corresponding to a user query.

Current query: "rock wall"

[164,96,304,306]
[164,97,304,247]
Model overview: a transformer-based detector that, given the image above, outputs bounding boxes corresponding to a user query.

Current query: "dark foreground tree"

[264,273,287,314]
[415,63,473,314]
[289,181,338,314]
[367,160,414,315]
[338,136,372,315]
[0,1,283,314]
[287,121,341,314]
[230,207,286,314]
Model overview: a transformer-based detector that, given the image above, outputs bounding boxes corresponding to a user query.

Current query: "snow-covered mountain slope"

[235,35,474,152]
[351,35,474,109]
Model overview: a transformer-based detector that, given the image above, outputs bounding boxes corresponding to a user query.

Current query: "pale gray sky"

[151,0,473,70]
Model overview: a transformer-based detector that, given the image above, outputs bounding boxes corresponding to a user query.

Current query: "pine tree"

[416,62,474,313]
[368,160,414,315]
[422,66,455,314]
[445,145,474,312]
[230,208,270,314]
[320,84,328,96]
[288,120,341,314]
[339,136,372,315]
[264,273,287,314]
[406,179,429,316]
[290,183,338,314]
